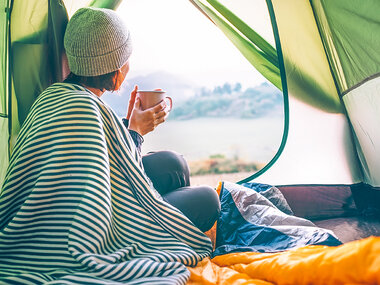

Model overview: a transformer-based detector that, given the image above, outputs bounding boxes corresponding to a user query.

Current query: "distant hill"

[102,71,283,119]
[123,71,195,100]
[102,71,196,116]
[170,81,283,120]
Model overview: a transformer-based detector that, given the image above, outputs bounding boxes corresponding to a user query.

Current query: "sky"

[116,0,275,88]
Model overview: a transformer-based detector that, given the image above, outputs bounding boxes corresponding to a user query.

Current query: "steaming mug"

[137,90,173,111]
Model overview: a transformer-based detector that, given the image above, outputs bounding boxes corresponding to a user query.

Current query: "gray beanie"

[64,7,132,76]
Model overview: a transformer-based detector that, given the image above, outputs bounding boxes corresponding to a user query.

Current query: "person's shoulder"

[46,82,90,95]
[33,82,100,111]
[42,82,99,102]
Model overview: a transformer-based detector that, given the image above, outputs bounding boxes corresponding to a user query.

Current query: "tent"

[189,0,380,238]
[191,0,380,243]
[0,0,379,283]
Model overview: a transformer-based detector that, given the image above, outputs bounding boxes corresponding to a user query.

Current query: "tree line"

[169,82,283,120]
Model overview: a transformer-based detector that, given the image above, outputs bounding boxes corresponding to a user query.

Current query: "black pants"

[142,151,221,232]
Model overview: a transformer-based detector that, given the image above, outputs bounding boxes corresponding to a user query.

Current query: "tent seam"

[237,0,290,184]
[341,72,380,97]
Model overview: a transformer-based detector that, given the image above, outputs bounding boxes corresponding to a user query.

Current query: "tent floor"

[313,215,380,243]
[277,183,380,243]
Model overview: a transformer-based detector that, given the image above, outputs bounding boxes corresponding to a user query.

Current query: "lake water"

[127,99,356,186]
[142,117,284,164]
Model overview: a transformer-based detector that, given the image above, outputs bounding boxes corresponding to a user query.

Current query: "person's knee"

[143,151,189,174]
[159,151,189,174]
[162,185,221,232]
[196,186,221,232]
[142,151,190,194]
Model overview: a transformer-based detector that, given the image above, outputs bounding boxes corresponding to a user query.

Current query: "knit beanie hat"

[64,7,132,77]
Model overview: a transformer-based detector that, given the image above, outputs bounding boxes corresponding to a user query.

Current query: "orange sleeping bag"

[188,236,380,284]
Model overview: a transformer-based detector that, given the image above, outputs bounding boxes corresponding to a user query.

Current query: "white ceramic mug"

[137,90,173,111]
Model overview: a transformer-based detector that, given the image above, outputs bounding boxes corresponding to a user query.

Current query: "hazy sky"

[116,0,274,88]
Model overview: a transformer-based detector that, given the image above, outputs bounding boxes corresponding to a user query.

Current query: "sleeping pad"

[0,83,212,284]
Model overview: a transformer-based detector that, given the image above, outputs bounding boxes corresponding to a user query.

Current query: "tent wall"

[0,0,9,186]
[268,0,341,113]
[344,78,380,186]
[10,0,68,131]
[0,120,8,187]
[310,0,380,187]
[255,0,362,185]
[1,0,69,186]
[310,0,380,94]
[255,97,361,185]
[277,184,356,220]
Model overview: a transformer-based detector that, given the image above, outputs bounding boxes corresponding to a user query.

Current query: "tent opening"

[102,0,287,187]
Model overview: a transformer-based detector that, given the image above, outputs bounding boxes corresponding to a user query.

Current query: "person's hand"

[128,97,169,136]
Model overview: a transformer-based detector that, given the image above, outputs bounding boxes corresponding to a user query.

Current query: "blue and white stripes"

[0,83,212,284]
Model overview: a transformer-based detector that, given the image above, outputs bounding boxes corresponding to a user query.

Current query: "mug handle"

[165,96,173,112]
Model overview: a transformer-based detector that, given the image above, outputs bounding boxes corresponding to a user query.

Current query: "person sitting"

[63,10,221,233]
[0,7,219,284]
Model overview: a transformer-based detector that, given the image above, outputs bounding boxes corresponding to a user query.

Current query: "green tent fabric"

[310,0,380,186]
[189,0,282,91]
[10,0,67,128]
[0,0,69,187]
[269,0,341,113]
[189,0,378,187]
[310,0,380,94]
[190,0,344,114]
[0,0,10,187]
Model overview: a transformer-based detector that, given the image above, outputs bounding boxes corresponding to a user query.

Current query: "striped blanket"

[0,83,212,284]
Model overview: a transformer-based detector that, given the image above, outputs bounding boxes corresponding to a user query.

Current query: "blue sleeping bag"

[213,181,341,257]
